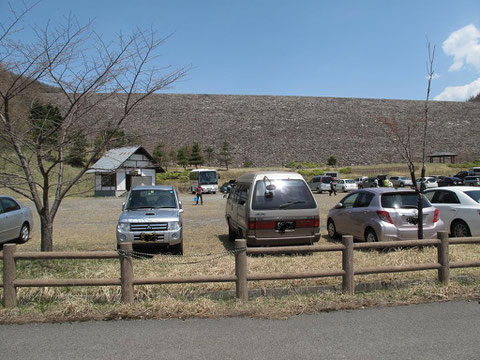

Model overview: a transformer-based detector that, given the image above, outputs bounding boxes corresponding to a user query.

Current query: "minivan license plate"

[276,221,296,232]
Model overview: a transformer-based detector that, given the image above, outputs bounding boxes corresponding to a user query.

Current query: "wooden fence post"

[2,244,17,308]
[437,231,450,284]
[235,239,248,302]
[342,235,354,294]
[119,242,134,303]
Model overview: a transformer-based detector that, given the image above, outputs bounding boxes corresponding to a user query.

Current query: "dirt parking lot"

[22,191,342,253]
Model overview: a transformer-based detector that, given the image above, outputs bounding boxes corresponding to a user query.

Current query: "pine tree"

[189,143,204,168]
[177,148,189,170]
[152,143,166,170]
[218,140,232,170]
[30,101,63,147]
[205,146,214,166]
[65,132,88,167]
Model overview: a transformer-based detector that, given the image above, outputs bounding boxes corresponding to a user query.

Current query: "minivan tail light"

[376,210,393,224]
[296,217,320,228]
[433,209,439,223]
[250,220,276,230]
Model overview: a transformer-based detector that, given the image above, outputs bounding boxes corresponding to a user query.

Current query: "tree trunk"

[40,215,54,252]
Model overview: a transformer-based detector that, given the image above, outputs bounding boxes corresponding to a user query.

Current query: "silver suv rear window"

[252,179,316,210]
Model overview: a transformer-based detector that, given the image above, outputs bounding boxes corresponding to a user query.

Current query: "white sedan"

[334,179,358,192]
[416,177,438,190]
[424,187,480,237]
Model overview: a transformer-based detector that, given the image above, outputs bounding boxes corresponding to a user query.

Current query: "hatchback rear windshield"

[252,179,316,210]
[381,192,431,209]
[126,189,177,210]
[465,190,480,203]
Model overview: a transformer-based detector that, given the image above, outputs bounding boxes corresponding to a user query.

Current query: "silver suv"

[116,186,184,254]
[327,188,444,242]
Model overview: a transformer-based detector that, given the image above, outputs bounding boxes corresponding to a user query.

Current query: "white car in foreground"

[424,187,480,237]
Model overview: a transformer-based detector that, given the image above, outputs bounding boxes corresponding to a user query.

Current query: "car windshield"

[345,180,355,184]
[465,190,480,203]
[381,192,431,209]
[199,171,217,185]
[126,189,177,210]
[252,179,316,210]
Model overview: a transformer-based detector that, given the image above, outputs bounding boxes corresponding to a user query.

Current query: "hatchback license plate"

[406,217,419,225]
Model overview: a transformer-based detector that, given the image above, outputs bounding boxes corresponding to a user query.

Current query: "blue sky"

[2,0,480,101]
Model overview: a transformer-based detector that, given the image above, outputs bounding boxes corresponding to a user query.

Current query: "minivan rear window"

[252,179,317,210]
[381,192,431,209]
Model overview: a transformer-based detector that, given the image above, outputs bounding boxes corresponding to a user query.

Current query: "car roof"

[237,172,304,183]
[357,187,416,194]
[424,186,480,193]
[130,185,176,191]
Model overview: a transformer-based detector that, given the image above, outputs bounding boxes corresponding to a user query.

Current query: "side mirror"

[334,202,344,209]
[179,209,184,214]
[122,202,125,211]
[178,201,183,209]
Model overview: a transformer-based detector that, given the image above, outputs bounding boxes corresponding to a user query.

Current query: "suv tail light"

[433,209,439,223]
[376,210,393,224]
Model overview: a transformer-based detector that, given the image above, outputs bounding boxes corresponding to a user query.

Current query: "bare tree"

[378,42,435,239]
[0,3,189,251]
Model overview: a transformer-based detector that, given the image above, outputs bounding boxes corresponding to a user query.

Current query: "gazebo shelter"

[428,152,457,164]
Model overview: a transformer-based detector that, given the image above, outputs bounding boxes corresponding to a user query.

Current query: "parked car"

[0,196,33,245]
[116,186,184,254]
[463,176,480,187]
[221,179,236,193]
[415,177,438,190]
[226,172,320,246]
[438,176,463,187]
[354,176,368,186]
[424,187,480,237]
[358,177,378,188]
[454,170,473,180]
[307,176,335,194]
[327,188,444,242]
[389,176,414,188]
[334,179,358,192]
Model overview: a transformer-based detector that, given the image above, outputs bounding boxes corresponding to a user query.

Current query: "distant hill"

[45,92,480,167]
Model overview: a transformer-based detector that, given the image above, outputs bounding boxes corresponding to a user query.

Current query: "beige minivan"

[225,172,320,246]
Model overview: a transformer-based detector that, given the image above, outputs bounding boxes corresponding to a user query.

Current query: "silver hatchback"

[327,188,444,242]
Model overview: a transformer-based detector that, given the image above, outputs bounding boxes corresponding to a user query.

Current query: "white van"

[225,172,320,246]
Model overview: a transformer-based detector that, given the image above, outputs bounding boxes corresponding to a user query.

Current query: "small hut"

[428,152,457,164]
[87,146,162,196]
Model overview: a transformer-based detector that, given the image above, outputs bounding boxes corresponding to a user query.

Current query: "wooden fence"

[2,231,480,307]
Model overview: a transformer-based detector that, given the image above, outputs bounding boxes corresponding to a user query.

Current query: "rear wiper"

[279,200,305,209]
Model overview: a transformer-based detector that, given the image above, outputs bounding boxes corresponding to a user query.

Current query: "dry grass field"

[1,184,480,323]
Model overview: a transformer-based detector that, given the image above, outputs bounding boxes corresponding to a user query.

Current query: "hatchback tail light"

[376,210,393,224]
[433,209,439,223]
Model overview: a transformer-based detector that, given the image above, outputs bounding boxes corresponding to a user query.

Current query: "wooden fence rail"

[2,231,480,308]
